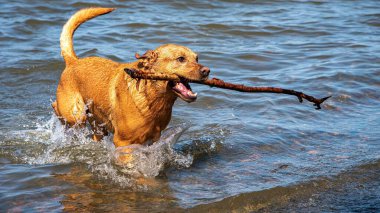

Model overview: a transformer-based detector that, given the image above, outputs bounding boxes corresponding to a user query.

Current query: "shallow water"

[1,0,380,212]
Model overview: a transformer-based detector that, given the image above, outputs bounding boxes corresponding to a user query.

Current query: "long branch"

[124,68,331,110]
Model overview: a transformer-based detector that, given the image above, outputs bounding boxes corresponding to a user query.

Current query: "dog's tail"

[60,7,115,63]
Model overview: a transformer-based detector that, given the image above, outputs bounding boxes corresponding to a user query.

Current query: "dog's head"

[135,44,210,103]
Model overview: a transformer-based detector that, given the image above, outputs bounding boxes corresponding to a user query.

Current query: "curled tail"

[60,7,115,63]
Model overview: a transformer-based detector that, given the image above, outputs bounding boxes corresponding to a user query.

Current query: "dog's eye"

[196,56,199,63]
[177,56,185,63]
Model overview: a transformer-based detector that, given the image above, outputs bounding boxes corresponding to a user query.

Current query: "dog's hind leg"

[55,87,87,127]
[52,101,60,116]
[51,100,67,125]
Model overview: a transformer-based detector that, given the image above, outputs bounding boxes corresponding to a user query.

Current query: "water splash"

[114,124,193,177]
[2,115,197,188]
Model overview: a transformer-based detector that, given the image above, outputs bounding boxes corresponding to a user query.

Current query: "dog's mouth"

[170,78,197,103]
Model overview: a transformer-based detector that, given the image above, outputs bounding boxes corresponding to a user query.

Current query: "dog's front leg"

[113,132,137,165]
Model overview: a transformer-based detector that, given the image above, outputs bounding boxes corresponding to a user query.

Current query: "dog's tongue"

[173,82,197,101]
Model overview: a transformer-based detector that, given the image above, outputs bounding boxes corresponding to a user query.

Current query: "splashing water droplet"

[114,124,193,177]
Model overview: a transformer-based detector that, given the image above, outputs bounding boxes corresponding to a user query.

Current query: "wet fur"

[53,8,209,147]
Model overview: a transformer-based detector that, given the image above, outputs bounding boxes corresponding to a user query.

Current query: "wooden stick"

[124,68,331,110]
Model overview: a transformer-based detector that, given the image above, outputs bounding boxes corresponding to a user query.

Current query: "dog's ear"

[135,50,158,70]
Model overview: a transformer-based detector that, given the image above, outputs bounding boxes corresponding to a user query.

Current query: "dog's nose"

[200,66,210,78]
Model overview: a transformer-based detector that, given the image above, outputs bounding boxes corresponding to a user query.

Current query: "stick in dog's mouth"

[169,78,197,103]
[124,68,331,110]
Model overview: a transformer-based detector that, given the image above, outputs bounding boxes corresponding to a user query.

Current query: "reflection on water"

[1,0,380,212]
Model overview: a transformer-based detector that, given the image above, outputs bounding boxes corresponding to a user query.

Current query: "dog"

[52,8,210,149]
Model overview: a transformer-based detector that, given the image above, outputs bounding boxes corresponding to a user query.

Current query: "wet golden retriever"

[53,7,210,148]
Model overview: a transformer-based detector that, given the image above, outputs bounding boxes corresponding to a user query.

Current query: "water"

[1,0,380,212]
